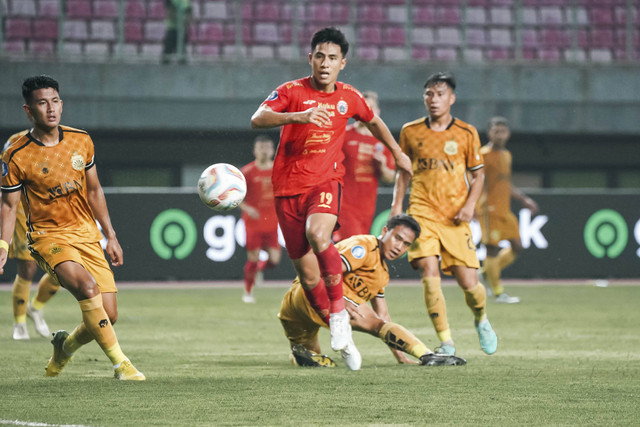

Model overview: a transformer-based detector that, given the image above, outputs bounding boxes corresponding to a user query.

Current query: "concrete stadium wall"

[1,61,640,134]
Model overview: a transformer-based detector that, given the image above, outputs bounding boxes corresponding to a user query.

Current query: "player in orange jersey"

[279,214,466,370]
[0,75,144,380]
[239,135,281,303]
[251,27,412,359]
[333,91,395,242]
[4,130,60,340]
[476,117,539,304]
[390,72,497,357]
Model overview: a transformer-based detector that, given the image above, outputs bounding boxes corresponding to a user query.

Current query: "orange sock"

[421,276,451,343]
[78,294,127,366]
[31,274,60,310]
[464,284,487,322]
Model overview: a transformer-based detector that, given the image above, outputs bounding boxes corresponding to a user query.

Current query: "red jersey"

[240,161,278,233]
[260,77,374,197]
[338,125,395,238]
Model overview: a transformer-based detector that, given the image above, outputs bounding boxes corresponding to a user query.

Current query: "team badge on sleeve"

[2,161,8,177]
[351,245,365,259]
[266,91,278,101]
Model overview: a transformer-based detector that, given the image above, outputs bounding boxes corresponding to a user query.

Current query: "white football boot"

[329,309,352,351]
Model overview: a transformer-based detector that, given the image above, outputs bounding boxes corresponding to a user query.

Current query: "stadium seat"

[436,6,461,24]
[357,25,382,45]
[194,44,220,57]
[63,20,88,41]
[358,5,385,23]
[387,5,407,23]
[32,19,59,40]
[564,48,587,62]
[85,41,111,56]
[383,47,407,61]
[94,1,119,18]
[91,21,116,41]
[141,42,163,56]
[463,48,483,62]
[125,0,146,18]
[413,6,436,24]
[590,8,613,25]
[436,27,461,46]
[10,0,36,16]
[434,47,458,61]
[3,40,26,54]
[411,46,431,60]
[539,7,564,25]
[590,48,613,62]
[488,48,511,60]
[331,4,350,24]
[356,45,380,61]
[62,41,83,55]
[254,22,279,43]
[590,28,614,48]
[147,1,166,19]
[465,7,487,25]
[466,28,487,47]
[144,21,166,42]
[521,7,538,25]
[5,19,32,39]
[490,7,512,25]
[541,29,570,47]
[253,2,280,21]
[489,28,512,47]
[521,29,539,48]
[38,0,59,17]
[200,22,224,42]
[384,26,406,46]
[412,27,434,46]
[124,21,143,42]
[249,45,274,59]
[202,1,228,19]
[539,48,561,61]
[29,40,55,55]
[67,1,92,18]
[306,4,331,23]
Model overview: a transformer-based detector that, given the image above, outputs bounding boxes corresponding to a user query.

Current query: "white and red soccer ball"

[197,163,247,211]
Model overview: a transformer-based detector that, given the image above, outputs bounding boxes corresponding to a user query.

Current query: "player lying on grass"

[278,214,467,370]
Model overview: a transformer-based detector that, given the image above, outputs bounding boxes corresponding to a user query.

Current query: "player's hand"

[106,236,124,267]
[394,152,413,177]
[243,205,260,219]
[453,204,475,225]
[524,197,539,215]
[300,107,332,128]
[393,350,419,365]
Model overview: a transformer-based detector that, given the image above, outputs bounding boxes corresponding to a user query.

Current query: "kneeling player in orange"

[278,214,466,370]
[0,75,144,380]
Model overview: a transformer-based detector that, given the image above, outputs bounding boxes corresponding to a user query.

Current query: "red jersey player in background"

[251,27,411,369]
[333,91,395,242]
[239,135,281,304]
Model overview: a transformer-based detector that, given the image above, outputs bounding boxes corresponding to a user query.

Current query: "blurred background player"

[279,214,466,369]
[4,131,60,340]
[391,72,497,357]
[0,75,144,380]
[239,135,281,303]
[477,116,539,304]
[161,0,192,64]
[333,91,395,242]
[251,27,412,356]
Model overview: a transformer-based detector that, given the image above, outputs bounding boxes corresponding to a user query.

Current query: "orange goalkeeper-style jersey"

[338,234,389,305]
[1,125,103,243]
[399,117,483,225]
[478,144,512,218]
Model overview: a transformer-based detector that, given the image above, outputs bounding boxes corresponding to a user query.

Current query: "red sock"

[243,261,259,293]
[303,280,330,324]
[257,260,267,271]
[315,244,344,313]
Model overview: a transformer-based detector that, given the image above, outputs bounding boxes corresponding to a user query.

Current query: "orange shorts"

[408,216,479,275]
[479,212,520,246]
[278,280,327,346]
[28,237,117,293]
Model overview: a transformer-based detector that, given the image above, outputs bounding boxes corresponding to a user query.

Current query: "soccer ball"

[197,163,247,211]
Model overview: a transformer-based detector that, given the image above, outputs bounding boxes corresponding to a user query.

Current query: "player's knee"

[74,279,100,300]
[306,230,330,253]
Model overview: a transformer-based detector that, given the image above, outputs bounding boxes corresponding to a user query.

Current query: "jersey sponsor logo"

[444,140,458,155]
[304,130,334,147]
[266,90,278,101]
[417,158,455,173]
[337,100,348,115]
[351,245,365,259]
[1,161,7,177]
[302,99,317,105]
[71,154,85,171]
[47,179,83,200]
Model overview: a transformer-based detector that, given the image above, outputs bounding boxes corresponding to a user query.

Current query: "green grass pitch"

[1,282,639,426]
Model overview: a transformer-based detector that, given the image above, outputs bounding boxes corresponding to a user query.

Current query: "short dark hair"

[311,27,349,57]
[386,214,421,240]
[22,75,60,104]
[254,134,274,145]
[490,116,510,129]
[424,72,456,91]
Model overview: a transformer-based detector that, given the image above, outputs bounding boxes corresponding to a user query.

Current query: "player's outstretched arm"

[363,116,412,178]
[0,190,21,274]
[250,105,331,129]
[390,169,410,218]
[86,166,123,266]
[370,297,418,364]
[511,184,539,214]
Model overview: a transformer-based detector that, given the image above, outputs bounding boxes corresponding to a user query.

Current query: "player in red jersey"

[333,91,395,242]
[251,27,412,356]
[239,135,281,304]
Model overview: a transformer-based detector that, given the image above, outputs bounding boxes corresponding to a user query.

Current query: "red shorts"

[245,229,279,251]
[275,181,342,260]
